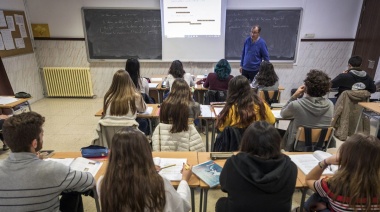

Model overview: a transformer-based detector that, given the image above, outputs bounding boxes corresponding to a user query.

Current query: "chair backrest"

[294,126,334,152]
[204,90,227,105]
[98,124,126,148]
[259,90,280,106]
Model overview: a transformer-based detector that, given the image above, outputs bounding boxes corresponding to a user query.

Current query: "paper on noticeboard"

[0,34,5,50]
[14,38,25,49]
[6,16,15,31]
[0,11,6,27]
[0,29,15,50]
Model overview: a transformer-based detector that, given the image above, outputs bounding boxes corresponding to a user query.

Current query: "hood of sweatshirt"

[349,68,367,78]
[230,152,295,193]
[297,96,332,117]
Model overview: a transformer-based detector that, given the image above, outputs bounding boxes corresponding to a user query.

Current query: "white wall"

[0,0,43,103]
[26,0,362,39]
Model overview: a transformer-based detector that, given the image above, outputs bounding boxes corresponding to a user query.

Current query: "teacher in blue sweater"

[240,25,270,82]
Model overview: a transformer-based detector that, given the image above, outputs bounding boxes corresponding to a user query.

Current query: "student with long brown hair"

[216,75,275,132]
[153,79,205,151]
[103,69,146,118]
[303,134,380,212]
[98,127,192,212]
[165,60,195,90]
[95,70,146,147]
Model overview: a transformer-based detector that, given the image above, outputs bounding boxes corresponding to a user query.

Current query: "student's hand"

[342,70,349,73]
[155,165,161,172]
[0,114,9,120]
[181,163,192,182]
[293,85,305,98]
[239,67,242,73]
[325,154,339,165]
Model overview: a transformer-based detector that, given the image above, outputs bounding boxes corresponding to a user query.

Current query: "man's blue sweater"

[240,37,270,72]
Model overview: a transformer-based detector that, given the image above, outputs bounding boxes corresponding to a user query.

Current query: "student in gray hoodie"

[281,69,334,151]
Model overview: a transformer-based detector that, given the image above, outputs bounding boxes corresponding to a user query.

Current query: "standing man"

[240,25,270,82]
[331,55,376,100]
[0,112,95,211]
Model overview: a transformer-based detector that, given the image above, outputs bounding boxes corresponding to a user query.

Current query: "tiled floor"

[0,98,353,211]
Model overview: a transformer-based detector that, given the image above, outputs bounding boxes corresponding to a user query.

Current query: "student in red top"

[303,134,380,212]
[203,59,233,91]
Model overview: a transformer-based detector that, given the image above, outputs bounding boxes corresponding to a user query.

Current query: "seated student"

[280,69,333,151]
[165,60,195,90]
[153,79,205,151]
[303,134,380,212]
[125,58,150,95]
[331,55,376,101]
[216,121,297,212]
[126,58,153,134]
[98,126,192,212]
[0,112,95,211]
[0,113,10,150]
[203,59,233,91]
[98,70,147,140]
[251,61,279,91]
[216,75,275,132]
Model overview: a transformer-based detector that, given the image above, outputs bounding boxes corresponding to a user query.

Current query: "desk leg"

[26,101,32,111]
[355,108,364,133]
[191,187,195,212]
[202,189,209,212]
[93,187,101,212]
[199,189,203,212]
[211,120,215,152]
[156,90,161,103]
[205,119,209,152]
[300,188,307,211]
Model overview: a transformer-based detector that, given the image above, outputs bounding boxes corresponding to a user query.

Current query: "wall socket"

[304,33,315,38]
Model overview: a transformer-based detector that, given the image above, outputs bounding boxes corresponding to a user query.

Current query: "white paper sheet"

[0,96,19,105]
[0,29,15,50]
[138,106,153,115]
[45,157,103,177]
[14,38,25,49]
[200,105,212,118]
[6,16,15,31]
[18,24,27,38]
[0,11,6,27]
[0,34,5,50]
[150,78,162,82]
[271,110,282,119]
[153,157,187,181]
[149,83,158,88]
[14,14,24,25]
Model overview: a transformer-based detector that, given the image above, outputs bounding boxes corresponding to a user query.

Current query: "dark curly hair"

[304,69,331,97]
[214,59,231,80]
[255,61,278,87]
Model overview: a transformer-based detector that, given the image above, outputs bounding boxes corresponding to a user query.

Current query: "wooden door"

[352,0,380,78]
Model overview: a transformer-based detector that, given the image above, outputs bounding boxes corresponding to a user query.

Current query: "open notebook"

[153,157,187,181]
[289,151,338,175]
[45,157,103,177]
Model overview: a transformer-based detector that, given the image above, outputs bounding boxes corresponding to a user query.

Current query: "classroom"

[1,0,380,211]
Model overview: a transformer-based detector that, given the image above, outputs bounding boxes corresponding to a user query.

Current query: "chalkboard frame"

[81,7,163,62]
[225,8,302,63]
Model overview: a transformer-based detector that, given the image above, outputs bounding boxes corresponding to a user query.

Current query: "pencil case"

[80,145,108,158]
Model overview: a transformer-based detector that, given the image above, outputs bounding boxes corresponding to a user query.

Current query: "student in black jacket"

[216,121,297,212]
[331,55,376,100]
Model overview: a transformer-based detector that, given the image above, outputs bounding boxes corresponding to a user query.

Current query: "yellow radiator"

[42,67,94,97]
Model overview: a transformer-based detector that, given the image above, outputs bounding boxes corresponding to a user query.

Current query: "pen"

[160,164,176,170]
[184,163,190,170]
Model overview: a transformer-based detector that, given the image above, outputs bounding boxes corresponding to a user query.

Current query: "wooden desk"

[356,102,380,135]
[197,152,306,212]
[94,104,160,118]
[0,97,31,113]
[52,151,199,212]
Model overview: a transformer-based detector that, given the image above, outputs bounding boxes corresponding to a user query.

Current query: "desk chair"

[258,90,281,108]
[294,126,334,152]
[203,90,227,105]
